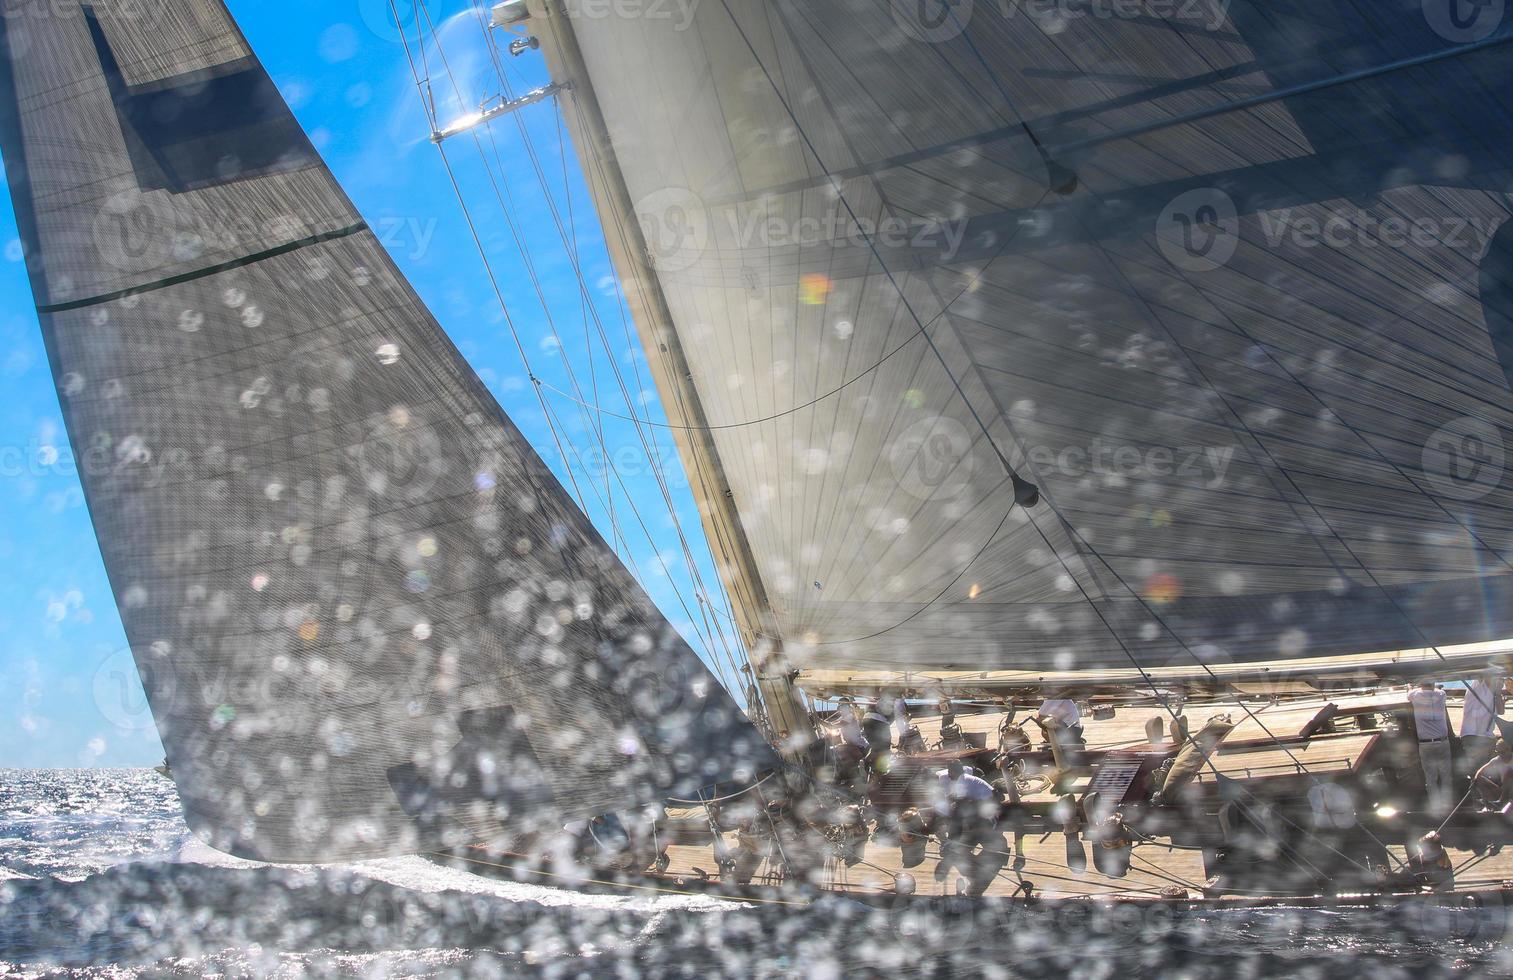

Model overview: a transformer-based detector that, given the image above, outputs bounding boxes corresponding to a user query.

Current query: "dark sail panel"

[0,0,772,861]
[538,0,1513,676]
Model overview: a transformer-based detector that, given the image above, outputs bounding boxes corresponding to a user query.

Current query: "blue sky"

[0,1,741,767]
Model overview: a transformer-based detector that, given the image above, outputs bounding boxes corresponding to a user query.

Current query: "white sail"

[0,0,774,861]
[528,0,1513,683]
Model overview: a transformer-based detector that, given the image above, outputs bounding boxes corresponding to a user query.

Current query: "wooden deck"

[796,640,1513,697]
[638,688,1513,900]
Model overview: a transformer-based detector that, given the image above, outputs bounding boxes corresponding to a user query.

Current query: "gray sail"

[0,0,773,862]
[528,0,1513,679]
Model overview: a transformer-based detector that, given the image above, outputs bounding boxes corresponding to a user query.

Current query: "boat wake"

[0,770,1507,977]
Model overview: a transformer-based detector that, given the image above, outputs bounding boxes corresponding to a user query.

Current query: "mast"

[514,0,812,749]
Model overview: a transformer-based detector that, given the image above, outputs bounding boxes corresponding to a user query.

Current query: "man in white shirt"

[1409,680,1453,817]
[934,760,997,816]
[1460,668,1506,778]
[933,761,999,888]
[1036,698,1081,729]
[1034,696,1085,778]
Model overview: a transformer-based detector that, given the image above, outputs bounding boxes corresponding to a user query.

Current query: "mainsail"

[526,0,1513,682]
[0,0,773,861]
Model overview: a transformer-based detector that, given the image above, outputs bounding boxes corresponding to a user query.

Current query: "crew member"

[863,698,895,766]
[1409,680,1454,817]
[933,760,998,888]
[1033,694,1084,778]
[1476,739,1513,811]
[1461,667,1506,778]
[824,699,870,787]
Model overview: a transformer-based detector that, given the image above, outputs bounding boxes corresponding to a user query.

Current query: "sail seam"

[35,221,369,314]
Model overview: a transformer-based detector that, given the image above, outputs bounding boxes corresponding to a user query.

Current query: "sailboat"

[6,0,1513,917]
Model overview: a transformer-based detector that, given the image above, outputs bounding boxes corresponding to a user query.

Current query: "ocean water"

[0,769,1510,978]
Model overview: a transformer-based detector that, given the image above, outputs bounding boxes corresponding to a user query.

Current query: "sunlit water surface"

[0,769,1509,977]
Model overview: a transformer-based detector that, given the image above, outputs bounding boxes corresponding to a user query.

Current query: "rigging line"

[706,10,1104,642]
[1133,238,1512,725]
[393,1,594,520]
[1157,247,1513,580]
[533,297,931,430]
[664,770,780,805]
[541,72,770,649]
[554,99,616,560]
[716,0,1034,499]
[446,48,746,679]
[397,9,734,665]
[932,24,1404,871]
[811,485,1017,646]
[425,9,740,672]
[1126,849,1205,892]
[940,15,1443,827]
[542,95,763,684]
[1047,29,1513,158]
[440,74,635,563]
[747,2,1068,621]
[549,133,761,682]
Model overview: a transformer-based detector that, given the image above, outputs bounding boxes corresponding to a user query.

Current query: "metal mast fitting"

[430,83,566,143]
[491,0,532,27]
